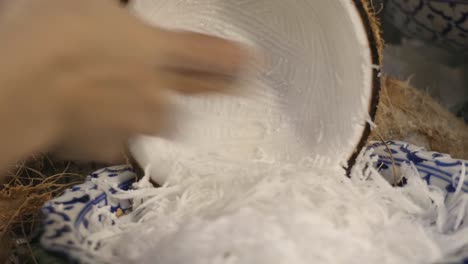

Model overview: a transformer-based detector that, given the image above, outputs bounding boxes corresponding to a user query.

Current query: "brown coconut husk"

[362,0,384,61]
[370,77,468,160]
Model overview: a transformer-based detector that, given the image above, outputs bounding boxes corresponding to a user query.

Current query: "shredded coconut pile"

[82,150,468,264]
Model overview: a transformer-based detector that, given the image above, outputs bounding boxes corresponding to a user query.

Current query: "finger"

[158,69,239,94]
[52,137,127,163]
[119,0,130,6]
[51,120,130,163]
[155,30,253,78]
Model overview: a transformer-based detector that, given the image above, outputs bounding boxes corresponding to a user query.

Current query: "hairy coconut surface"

[370,77,468,160]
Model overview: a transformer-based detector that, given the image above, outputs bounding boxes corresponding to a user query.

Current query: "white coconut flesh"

[128,0,375,183]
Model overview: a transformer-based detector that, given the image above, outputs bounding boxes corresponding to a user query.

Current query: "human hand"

[0,0,250,165]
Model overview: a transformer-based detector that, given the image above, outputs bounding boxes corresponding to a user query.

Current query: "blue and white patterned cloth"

[41,165,135,261]
[368,140,468,193]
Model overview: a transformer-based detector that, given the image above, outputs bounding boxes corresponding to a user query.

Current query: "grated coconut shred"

[77,148,468,264]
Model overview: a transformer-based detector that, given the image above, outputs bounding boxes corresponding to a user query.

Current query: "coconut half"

[128,0,380,183]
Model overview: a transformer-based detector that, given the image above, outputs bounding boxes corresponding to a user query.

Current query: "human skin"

[0,0,250,172]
